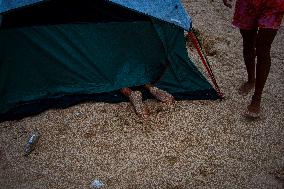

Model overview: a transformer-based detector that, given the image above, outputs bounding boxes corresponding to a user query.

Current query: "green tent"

[0,0,219,121]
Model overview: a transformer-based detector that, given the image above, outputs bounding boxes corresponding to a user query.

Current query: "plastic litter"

[24,132,40,156]
[90,179,104,188]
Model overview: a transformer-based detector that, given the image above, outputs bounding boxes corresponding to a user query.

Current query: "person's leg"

[120,87,149,119]
[239,29,258,95]
[144,84,175,104]
[246,29,278,116]
[120,87,132,96]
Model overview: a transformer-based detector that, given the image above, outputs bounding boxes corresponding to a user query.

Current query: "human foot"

[147,86,175,104]
[129,91,149,119]
[238,82,255,96]
[244,96,261,119]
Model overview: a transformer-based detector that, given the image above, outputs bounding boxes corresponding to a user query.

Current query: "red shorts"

[233,0,284,29]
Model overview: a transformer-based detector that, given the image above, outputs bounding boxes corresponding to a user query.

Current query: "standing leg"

[239,29,258,95]
[246,29,278,117]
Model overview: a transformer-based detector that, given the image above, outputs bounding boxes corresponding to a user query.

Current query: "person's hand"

[223,0,233,8]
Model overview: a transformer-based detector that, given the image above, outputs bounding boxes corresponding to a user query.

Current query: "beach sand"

[0,0,283,188]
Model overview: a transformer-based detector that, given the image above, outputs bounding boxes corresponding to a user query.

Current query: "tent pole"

[187,31,223,99]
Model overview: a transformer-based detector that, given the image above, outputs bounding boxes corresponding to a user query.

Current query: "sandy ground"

[0,0,284,188]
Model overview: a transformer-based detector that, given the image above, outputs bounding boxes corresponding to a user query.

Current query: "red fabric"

[233,0,284,29]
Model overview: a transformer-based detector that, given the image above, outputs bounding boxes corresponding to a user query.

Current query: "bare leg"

[239,29,257,95]
[144,84,175,104]
[245,29,277,117]
[120,87,132,96]
[120,87,149,119]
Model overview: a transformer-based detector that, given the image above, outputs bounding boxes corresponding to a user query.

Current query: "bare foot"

[129,91,149,119]
[244,96,261,119]
[238,82,255,96]
[147,86,175,104]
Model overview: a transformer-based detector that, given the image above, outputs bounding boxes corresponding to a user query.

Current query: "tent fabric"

[0,0,218,121]
[0,0,192,30]
[1,0,151,28]
[0,19,217,121]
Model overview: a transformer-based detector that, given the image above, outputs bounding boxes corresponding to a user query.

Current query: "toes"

[244,104,261,119]
[244,110,260,119]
